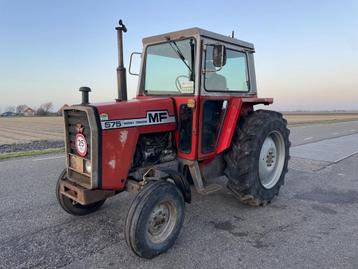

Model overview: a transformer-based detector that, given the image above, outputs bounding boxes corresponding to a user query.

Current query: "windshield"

[144,38,195,94]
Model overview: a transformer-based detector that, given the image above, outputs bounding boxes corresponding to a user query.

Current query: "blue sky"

[0,0,357,111]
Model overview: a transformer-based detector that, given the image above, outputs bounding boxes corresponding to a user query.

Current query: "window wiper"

[168,40,193,73]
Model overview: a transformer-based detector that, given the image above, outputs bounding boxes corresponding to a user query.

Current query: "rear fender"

[216,97,273,154]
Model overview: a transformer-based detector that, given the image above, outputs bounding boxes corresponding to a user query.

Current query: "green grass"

[0,147,64,160]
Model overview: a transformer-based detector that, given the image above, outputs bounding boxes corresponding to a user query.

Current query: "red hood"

[94,97,175,120]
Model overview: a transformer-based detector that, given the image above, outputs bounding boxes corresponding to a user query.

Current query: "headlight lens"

[84,159,92,174]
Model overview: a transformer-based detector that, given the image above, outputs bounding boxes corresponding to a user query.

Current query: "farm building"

[58,104,69,116]
[23,107,35,116]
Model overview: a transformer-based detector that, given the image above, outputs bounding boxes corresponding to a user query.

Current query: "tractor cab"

[138,27,257,97]
[135,28,271,162]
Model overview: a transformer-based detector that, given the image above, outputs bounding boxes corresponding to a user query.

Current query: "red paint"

[96,97,176,190]
[93,95,272,190]
[241,97,273,105]
[173,96,200,161]
[96,97,176,120]
[197,96,228,160]
[216,98,242,154]
[215,97,273,153]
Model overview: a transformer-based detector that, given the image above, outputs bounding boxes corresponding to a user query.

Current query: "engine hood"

[94,97,176,126]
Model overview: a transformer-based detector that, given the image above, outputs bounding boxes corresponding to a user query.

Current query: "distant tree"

[5,106,15,113]
[36,107,46,116]
[40,102,53,114]
[16,104,28,114]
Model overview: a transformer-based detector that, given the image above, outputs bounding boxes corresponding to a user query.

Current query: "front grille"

[64,107,99,190]
[66,110,91,158]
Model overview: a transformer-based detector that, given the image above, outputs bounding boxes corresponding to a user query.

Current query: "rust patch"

[59,179,115,205]
[119,130,128,145]
[108,160,116,169]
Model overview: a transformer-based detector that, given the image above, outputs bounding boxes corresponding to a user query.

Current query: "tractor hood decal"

[101,110,175,130]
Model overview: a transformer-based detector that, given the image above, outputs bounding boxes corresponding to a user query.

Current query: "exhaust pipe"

[79,86,91,105]
[115,19,128,101]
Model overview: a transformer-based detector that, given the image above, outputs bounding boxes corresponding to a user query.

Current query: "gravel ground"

[0,140,64,153]
[0,153,357,269]
[1,120,358,268]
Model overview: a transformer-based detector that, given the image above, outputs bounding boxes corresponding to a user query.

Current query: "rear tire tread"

[224,110,290,206]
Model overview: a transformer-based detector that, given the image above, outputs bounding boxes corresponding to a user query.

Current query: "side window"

[201,100,226,153]
[204,45,249,92]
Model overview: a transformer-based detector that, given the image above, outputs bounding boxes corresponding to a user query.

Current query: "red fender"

[216,97,273,154]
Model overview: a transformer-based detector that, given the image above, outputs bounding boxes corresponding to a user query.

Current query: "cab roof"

[142,27,255,51]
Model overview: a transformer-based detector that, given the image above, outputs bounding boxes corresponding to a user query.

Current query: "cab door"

[175,96,200,161]
[197,41,229,160]
[198,97,228,160]
[197,39,251,160]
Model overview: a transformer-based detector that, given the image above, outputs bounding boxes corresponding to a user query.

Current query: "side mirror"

[129,52,142,76]
[212,44,227,68]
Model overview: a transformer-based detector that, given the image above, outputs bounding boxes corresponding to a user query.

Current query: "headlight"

[84,159,92,174]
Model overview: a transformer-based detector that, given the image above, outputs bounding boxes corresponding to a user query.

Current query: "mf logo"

[148,111,168,123]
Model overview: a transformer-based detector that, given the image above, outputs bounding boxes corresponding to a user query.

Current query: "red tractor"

[57,20,290,258]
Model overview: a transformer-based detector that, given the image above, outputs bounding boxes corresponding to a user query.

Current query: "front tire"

[224,110,290,206]
[56,169,106,215]
[125,181,185,259]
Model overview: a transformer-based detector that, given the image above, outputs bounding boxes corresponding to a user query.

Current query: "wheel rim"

[258,131,285,189]
[147,200,177,244]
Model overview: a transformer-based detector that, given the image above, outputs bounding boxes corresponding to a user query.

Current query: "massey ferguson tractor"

[56,20,290,258]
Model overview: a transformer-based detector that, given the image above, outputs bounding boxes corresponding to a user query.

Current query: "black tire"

[125,181,185,259]
[56,169,106,216]
[224,110,290,206]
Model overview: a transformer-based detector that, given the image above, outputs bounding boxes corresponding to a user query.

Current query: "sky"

[0,0,357,112]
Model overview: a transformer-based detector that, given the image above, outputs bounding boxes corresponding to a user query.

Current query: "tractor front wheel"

[125,180,185,259]
[56,169,106,215]
[224,110,290,206]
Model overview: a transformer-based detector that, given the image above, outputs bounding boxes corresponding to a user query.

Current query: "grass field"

[1,113,358,146]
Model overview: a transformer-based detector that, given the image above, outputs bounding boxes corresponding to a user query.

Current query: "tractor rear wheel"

[56,169,106,215]
[224,110,290,206]
[125,180,185,259]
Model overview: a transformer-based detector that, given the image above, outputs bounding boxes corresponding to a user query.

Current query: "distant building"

[58,104,69,116]
[23,107,35,117]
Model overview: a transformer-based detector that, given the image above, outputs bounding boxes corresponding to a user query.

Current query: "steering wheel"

[175,75,190,92]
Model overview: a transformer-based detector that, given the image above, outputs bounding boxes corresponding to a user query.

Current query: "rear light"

[69,154,91,175]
